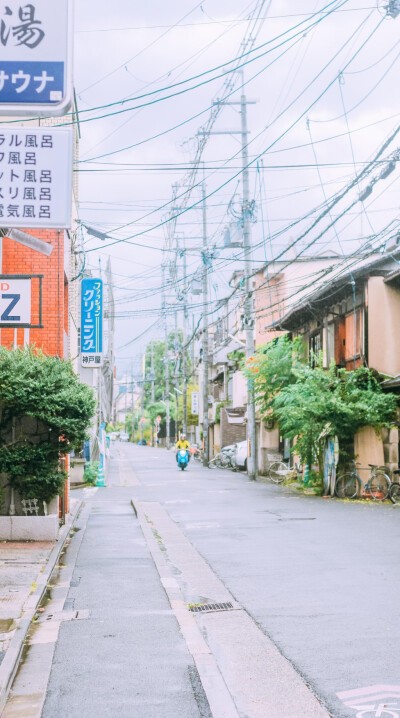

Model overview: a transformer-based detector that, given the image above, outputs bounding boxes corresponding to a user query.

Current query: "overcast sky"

[73,0,400,375]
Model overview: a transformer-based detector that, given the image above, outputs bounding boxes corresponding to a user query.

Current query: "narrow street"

[3,443,399,718]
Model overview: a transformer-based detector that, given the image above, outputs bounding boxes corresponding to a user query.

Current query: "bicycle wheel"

[389,482,400,505]
[335,473,359,499]
[218,454,229,468]
[229,454,238,471]
[268,461,288,484]
[368,471,390,500]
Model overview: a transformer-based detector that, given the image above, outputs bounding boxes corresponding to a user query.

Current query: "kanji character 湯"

[12,5,45,49]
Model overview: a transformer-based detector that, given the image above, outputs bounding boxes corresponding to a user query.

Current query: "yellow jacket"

[175,440,190,451]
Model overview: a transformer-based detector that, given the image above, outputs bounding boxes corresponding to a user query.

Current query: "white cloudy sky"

[73,0,400,374]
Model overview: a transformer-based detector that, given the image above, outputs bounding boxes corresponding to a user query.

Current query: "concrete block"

[0,516,59,541]
[383,445,390,464]
[388,444,399,465]
[389,427,399,446]
[70,458,85,485]
[0,518,12,540]
[381,427,389,443]
[46,497,59,515]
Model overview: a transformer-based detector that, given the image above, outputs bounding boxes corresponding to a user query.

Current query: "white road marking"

[337,686,400,716]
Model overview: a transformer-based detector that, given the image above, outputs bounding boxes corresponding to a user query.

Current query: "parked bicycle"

[335,461,391,500]
[265,459,292,484]
[208,445,237,470]
[389,469,400,504]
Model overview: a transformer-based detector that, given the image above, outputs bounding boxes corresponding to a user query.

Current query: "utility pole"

[140,379,144,443]
[182,249,188,436]
[174,308,179,441]
[199,89,257,478]
[241,90,257,480]
[162,262,170,449]
[150,341,155,403]
[131,362,135,441]
[202,182,209,467]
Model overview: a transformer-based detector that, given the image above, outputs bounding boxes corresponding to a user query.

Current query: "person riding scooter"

[175,434,190,464]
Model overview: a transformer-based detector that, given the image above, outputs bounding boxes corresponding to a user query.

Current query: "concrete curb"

[0,499,82,715]
[131,498,241,718]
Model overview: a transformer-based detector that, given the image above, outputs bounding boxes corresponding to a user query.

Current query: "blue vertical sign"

[81,278,103,368]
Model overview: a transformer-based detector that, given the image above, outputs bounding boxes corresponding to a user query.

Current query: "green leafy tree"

[143,333,192,413]
[0,347,95,503]
[246,338,397,474]
[244,335,305,416]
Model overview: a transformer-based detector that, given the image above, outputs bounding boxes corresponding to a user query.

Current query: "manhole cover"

[189,602,234,614]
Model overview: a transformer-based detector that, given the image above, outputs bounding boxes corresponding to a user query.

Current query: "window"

[309,331,322,367]
[345,308,363,362]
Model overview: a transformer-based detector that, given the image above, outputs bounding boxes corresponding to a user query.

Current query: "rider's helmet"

[181,434,186,440]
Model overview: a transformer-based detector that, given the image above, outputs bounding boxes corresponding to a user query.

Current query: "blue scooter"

[177,449,189,471]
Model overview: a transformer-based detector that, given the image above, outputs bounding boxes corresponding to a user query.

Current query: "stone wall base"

[0,515,59,541]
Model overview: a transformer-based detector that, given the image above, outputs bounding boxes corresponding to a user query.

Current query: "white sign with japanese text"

[0,0,73,115]
[0,126,73,228]
[191,391,199,415]
[0,277,30,325]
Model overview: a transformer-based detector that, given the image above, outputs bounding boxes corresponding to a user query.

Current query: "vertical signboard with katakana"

[81,278,103,368]
[0,0,72,115]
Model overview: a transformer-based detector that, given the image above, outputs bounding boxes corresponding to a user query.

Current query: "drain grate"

[189,602,234,614]
[36,609,90,623]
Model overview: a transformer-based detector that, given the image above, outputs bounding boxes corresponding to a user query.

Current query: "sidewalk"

[0,498,81,712]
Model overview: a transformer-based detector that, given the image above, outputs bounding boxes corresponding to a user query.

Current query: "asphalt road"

[115,444,400,718]
[29,442,400,718]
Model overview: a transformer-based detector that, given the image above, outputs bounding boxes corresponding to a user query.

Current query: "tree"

[0,347,95,503]
[142,332,192,419]
[244,335,304,416]
[246,338,397,473]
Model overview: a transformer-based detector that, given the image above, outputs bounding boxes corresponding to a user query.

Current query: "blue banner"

[81,278,103,368]
[0,61,64,104]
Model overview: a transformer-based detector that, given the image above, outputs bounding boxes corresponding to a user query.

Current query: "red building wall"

[1,229,67,356]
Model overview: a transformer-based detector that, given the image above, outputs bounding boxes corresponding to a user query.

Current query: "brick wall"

[0,229,66,356]
[220,408,247,448]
